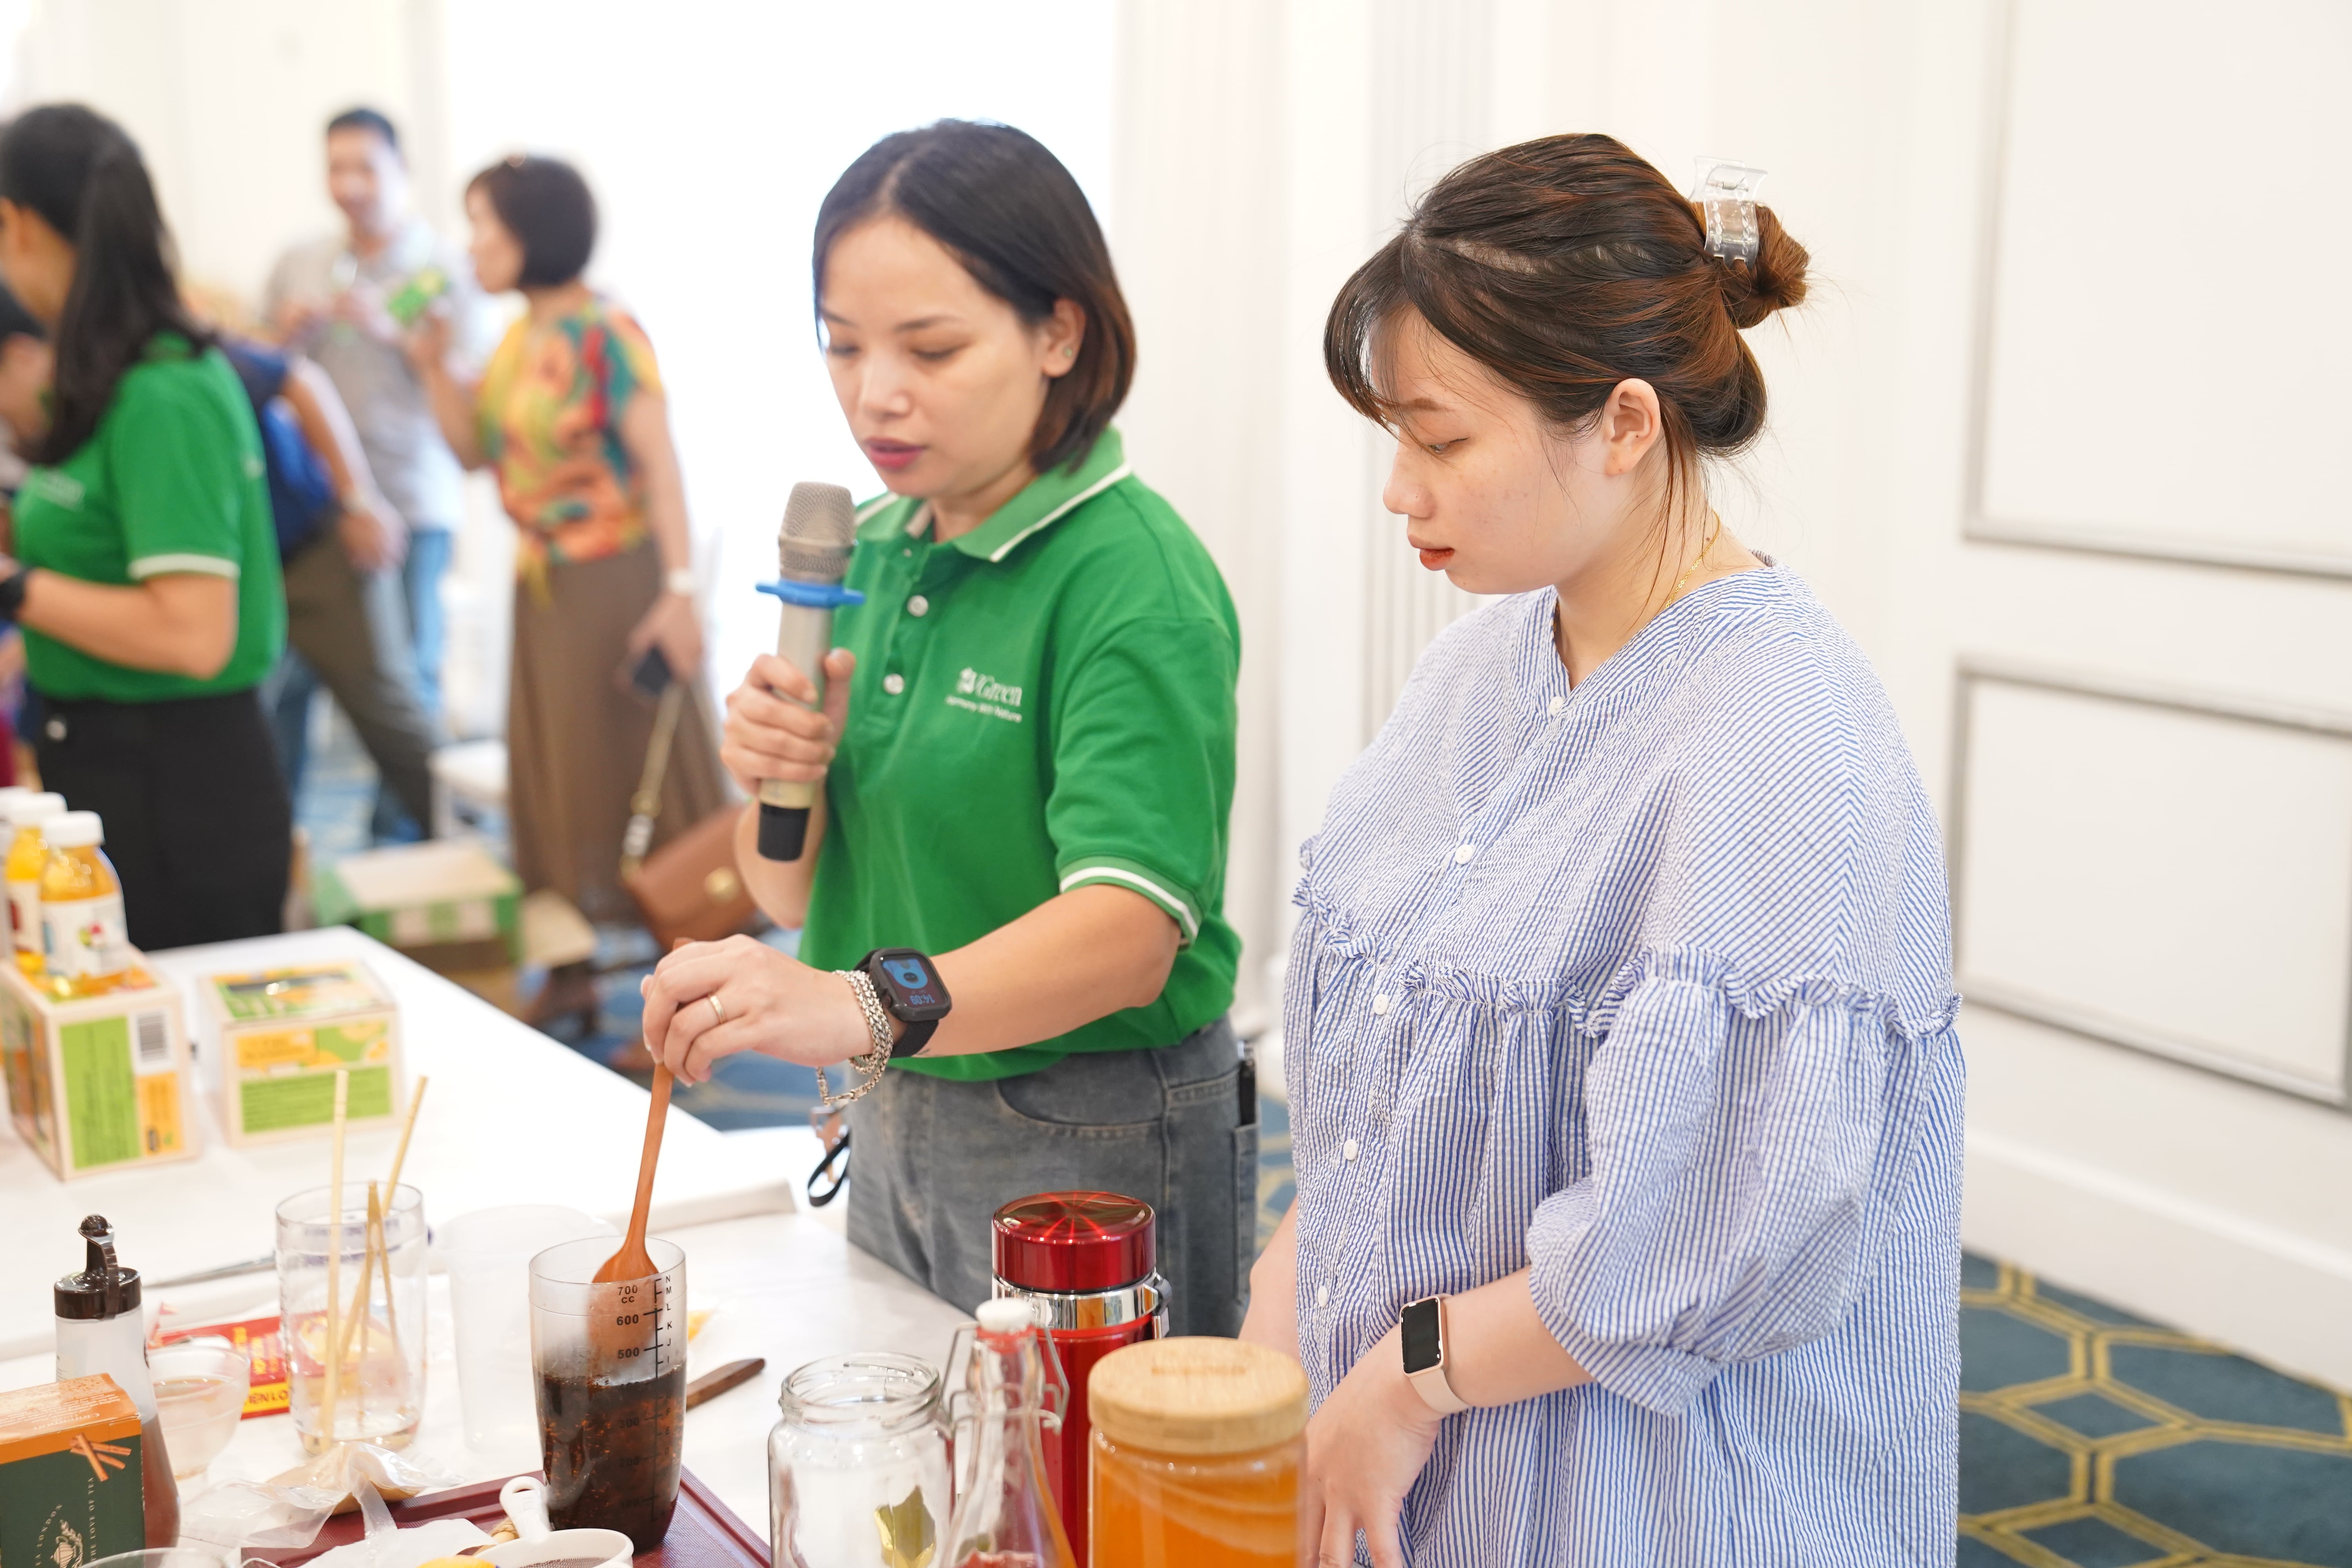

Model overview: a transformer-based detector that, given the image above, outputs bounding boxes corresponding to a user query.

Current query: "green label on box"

[0,1432,145,1568]
[59,1017,134,1170]
[241,1064,392,1133]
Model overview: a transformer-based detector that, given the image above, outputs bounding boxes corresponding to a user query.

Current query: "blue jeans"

[399,525,453,723]
[844,1016,1254,1333]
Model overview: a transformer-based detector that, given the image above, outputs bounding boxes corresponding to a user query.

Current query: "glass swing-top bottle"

[943,1297,1079,1568]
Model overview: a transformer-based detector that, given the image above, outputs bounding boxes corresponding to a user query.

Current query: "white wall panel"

[1957,671,2352,1099]
[1975,0,2352,569]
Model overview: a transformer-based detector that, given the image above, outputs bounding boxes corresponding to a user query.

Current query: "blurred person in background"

[411,154,724,1011]
[636,123,1250,1335]
[0,104,289,947]
[268,106,487,836]
[211,327,437,830]
[0,284,48,782]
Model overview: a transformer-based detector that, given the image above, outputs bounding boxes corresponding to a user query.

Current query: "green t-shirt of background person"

[12,333,284,702]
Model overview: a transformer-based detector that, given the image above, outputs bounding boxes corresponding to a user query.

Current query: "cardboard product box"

[312,841,522,973]
[0,961,198,1181]
[202,961,403,1145]
[0,1375,146,1568]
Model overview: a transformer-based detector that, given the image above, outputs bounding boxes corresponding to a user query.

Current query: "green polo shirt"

[802,430,1241,1082]
[13,334,283,702]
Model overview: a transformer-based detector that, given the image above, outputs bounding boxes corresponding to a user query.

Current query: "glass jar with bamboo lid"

[1086,1338,1309,1567]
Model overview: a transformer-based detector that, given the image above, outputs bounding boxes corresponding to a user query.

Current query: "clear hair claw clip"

[1690,158,1768,264]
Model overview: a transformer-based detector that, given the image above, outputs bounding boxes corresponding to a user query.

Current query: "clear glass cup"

[274,1182,428,1453]
[441,1205,614,1457]
[528,1236,687,1552]
[148,1337,251,1481]
[768,1353,951,1568]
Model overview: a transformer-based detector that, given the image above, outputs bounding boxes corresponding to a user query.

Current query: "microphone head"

[778,481,857,584]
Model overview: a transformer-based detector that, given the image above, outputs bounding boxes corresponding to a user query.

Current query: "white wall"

[1107,0,2352,1389]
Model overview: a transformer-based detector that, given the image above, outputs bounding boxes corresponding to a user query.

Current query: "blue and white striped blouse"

[1286,565,1963,1566]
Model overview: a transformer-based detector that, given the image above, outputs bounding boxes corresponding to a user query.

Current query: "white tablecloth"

[0,928,971,1536]
[2,928,799,1360]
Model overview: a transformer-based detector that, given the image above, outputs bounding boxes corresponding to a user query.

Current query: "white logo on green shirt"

[949,666,1023,723]
[25,469,83,510]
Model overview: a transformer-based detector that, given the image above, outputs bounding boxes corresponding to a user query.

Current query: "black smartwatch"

[857,948,953,1058]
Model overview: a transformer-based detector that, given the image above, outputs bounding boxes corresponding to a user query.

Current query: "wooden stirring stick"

[593,1064,673,1283]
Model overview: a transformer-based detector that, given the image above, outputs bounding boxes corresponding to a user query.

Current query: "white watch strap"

[1405,1298,1470,1416]
[663,566,697,597]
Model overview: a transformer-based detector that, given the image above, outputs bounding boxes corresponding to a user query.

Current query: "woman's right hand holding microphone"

[721,648,857,799]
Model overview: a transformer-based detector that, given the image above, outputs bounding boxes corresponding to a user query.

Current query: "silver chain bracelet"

[819,969,895,1110]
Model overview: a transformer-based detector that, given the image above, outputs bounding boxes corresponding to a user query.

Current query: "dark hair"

[325,106,400,154]
[814,120,1134,475]
[0,104,212,464]
[1327,133,1809,526]
[466,156,596,288]
[0,283,42,345]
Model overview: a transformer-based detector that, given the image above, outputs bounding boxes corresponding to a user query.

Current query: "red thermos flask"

[991,1191,1169,1565]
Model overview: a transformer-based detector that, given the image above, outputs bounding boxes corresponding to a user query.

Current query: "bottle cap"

[1087,1338,1310,1456]
[53,1215,141,1320]
[44,811,102,849]
[991,1191,1155,1294]
[8,792,65,829]
[975,1297,1036,1336]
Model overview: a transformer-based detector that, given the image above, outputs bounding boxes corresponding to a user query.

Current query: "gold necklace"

[1671,512,1723,600]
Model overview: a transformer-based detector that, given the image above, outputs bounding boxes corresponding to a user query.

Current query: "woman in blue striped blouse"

[1238,135,1964,1566]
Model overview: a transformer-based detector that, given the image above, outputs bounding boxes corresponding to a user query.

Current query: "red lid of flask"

[991,1191,1156,1294]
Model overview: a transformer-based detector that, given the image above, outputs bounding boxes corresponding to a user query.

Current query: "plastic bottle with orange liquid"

[40,811,132,998]
[6,790,67,977]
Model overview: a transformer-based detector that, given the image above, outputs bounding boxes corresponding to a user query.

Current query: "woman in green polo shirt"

[642,122,1250,1332]
[0,105,289,948]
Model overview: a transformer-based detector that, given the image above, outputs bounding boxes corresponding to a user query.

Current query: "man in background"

[266,106,487,832]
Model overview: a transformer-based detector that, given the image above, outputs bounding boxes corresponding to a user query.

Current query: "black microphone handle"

[758,802,811,862]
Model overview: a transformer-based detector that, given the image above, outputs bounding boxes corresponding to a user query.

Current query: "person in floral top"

[412,154,726,1025]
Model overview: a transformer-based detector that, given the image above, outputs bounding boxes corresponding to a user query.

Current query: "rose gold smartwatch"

[1401,1295,1469,1416]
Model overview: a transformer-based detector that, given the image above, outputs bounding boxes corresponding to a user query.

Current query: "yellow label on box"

[137,1071,181,1156]
[235,1021,391,1072]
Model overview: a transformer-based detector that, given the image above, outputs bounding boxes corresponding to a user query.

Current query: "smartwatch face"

[1401,1297,1443,1374]
[873,950,949,1018]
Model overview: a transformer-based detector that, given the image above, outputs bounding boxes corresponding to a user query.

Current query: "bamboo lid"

[1087,1337,1310,1456]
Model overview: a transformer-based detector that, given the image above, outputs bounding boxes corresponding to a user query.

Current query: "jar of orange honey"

[1087,1338,1309,1567]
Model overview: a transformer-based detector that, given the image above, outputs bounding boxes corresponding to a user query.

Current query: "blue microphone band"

[757,580,866,609]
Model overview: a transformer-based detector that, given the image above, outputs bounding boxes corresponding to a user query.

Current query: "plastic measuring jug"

[442,1207,614,1457]
[527,1235,687,1552]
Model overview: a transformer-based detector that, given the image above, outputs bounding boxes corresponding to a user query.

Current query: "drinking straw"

[322,1068,350,1444]
[331,1076,430,1374]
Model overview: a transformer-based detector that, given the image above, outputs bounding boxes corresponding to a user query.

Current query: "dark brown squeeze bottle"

[54,1215,180,1546]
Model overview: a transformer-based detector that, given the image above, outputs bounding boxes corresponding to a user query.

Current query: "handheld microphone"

[754,482,864,860]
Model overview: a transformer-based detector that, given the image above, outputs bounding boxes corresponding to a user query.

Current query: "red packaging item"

[154,1315,287,1419]
[991,1192,1167,1568]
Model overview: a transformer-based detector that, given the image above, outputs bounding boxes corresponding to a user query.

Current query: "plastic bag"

[178,1443,468,1554]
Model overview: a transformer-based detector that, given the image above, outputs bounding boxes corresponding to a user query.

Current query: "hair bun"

[1702,202,1809,329]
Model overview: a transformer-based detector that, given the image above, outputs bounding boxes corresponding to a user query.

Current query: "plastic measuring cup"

[528,1235,687,1552]
[442,1206,615,1456]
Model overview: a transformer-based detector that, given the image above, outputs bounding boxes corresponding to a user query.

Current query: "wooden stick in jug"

[321,1068,350,1443]
[592,1064,673,1285]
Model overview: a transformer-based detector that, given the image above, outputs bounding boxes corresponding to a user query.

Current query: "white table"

[0,1208,974,1538]
[0,926,972,1535]
[2,928,800,1361]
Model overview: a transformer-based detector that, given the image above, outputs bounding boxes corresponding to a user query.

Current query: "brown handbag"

[619,682,762,950]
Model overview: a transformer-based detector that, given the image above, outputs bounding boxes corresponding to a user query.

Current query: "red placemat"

[247,1469,763,1568]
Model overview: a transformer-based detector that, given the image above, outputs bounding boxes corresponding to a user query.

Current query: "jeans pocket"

[993,1050,1162,1136]
[1233,1120,1261,1316]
